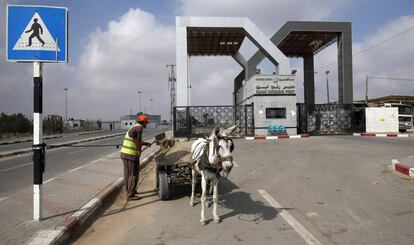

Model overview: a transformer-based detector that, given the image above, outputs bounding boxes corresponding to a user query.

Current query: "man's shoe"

[127,195,141,201]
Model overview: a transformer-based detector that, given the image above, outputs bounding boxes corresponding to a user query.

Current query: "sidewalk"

[0,144,159,244]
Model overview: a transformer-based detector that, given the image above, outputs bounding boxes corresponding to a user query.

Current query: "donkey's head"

[209,124,238,175]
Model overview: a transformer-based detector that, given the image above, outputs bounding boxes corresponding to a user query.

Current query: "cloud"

[0,7,176,121]
[70,8,176,120]
[352,15,414,100]
[178,0,350,34]
[1,2,413,124]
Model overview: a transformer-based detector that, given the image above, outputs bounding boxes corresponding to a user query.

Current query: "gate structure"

[297,103,365,135]
[173,105,254,138]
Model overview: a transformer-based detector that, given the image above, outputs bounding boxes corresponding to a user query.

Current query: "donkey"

[189,124,237,225]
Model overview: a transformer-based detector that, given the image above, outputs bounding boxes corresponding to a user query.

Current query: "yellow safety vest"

[120,123,144,156]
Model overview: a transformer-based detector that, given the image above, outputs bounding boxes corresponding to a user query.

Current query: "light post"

[137,91,142,113]
[150,99,153,115]
[325,71,330,104]
[64,88,68,122]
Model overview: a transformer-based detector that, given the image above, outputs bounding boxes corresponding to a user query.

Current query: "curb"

[77,130,109,136]
[0,135,62,146]
[353,133,409,138]
[245,134,310,140]
[0,132,125,159]
[390,159,414,177]
[27,148,161,245]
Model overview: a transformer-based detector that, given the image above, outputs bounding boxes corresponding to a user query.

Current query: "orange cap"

[137,114,149,123]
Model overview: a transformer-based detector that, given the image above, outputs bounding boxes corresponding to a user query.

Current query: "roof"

[277,31,338,57]
[187,27,245,56]
[365,95,414,105]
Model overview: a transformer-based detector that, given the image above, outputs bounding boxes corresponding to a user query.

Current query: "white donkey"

[190,125,237,225]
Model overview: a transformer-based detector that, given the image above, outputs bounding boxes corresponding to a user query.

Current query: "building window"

[266,108,286,119]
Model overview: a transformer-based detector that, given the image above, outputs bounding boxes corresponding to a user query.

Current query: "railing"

[173,104,254,138]
[297,103,366,135]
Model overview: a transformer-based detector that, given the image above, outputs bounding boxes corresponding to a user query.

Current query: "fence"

[297,103,366,135]
[173,104,254,138]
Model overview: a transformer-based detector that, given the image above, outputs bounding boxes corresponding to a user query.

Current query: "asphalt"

[0,128,163,199]
[74,135,414,245]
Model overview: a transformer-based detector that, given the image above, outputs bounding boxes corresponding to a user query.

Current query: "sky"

[1,0,414,121]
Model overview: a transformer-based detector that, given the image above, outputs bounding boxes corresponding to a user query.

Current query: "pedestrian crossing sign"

[7,5,68,63]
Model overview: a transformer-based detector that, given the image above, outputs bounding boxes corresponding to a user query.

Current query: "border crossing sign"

[7,5,68,62]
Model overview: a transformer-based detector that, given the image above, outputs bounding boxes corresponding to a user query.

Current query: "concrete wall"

[365,108,398,133]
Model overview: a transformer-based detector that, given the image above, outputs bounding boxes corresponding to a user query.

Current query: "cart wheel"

[158,171,170,200]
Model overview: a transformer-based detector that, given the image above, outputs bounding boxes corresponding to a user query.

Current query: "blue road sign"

[7,5,68,63]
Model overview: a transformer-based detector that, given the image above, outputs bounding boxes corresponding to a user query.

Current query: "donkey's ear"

[212,126,220,137]
[222,122,239,136]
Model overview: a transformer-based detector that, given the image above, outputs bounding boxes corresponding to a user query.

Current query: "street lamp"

[137,91,142,113]
[64,88,68,121]
[325,71,330,104]
[150,99,153,115]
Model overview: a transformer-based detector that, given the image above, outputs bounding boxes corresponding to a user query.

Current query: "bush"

[0,113,32,134]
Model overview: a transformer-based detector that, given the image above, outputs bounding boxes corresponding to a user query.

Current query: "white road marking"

[91,159,100,164]
[44,178,56,184]
[67,166,85,174]
[0,197,8,203]
[233,161,239,167]
[0,162,32,173]
[257,189,322,245]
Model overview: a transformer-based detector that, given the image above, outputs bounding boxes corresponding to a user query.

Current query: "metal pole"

[150,99,153,115]
[325,71,330,104]
[365,75,368,104]
[138,91,142,113]
[64,88,68,122]
[33,61,44,221]
[167,64,176,126]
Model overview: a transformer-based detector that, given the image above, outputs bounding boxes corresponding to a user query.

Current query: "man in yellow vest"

[120,114,153,200]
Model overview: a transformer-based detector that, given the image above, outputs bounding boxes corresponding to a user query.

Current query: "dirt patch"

[154,141,193,164]
[73,141,194,245]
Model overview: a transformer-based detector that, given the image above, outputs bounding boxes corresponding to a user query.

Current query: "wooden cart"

[154,141,197,200]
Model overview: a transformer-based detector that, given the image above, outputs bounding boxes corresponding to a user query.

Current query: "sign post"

[7,5,68,221]
[33,61,44,221]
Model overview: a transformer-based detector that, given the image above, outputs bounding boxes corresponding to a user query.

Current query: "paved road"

[0,128,163,199]
[74,136,414,245]
[0,129,125,153]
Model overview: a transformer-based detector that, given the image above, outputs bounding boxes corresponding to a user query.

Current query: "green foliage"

[0,113,32,134]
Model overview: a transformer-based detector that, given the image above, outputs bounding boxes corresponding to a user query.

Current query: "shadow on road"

[169,177,279,223]
[219,178,279,223]
[220,191,279,223]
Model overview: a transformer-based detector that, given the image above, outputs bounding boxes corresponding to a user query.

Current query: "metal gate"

[297,103,365,135]
[173,105,254,138]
